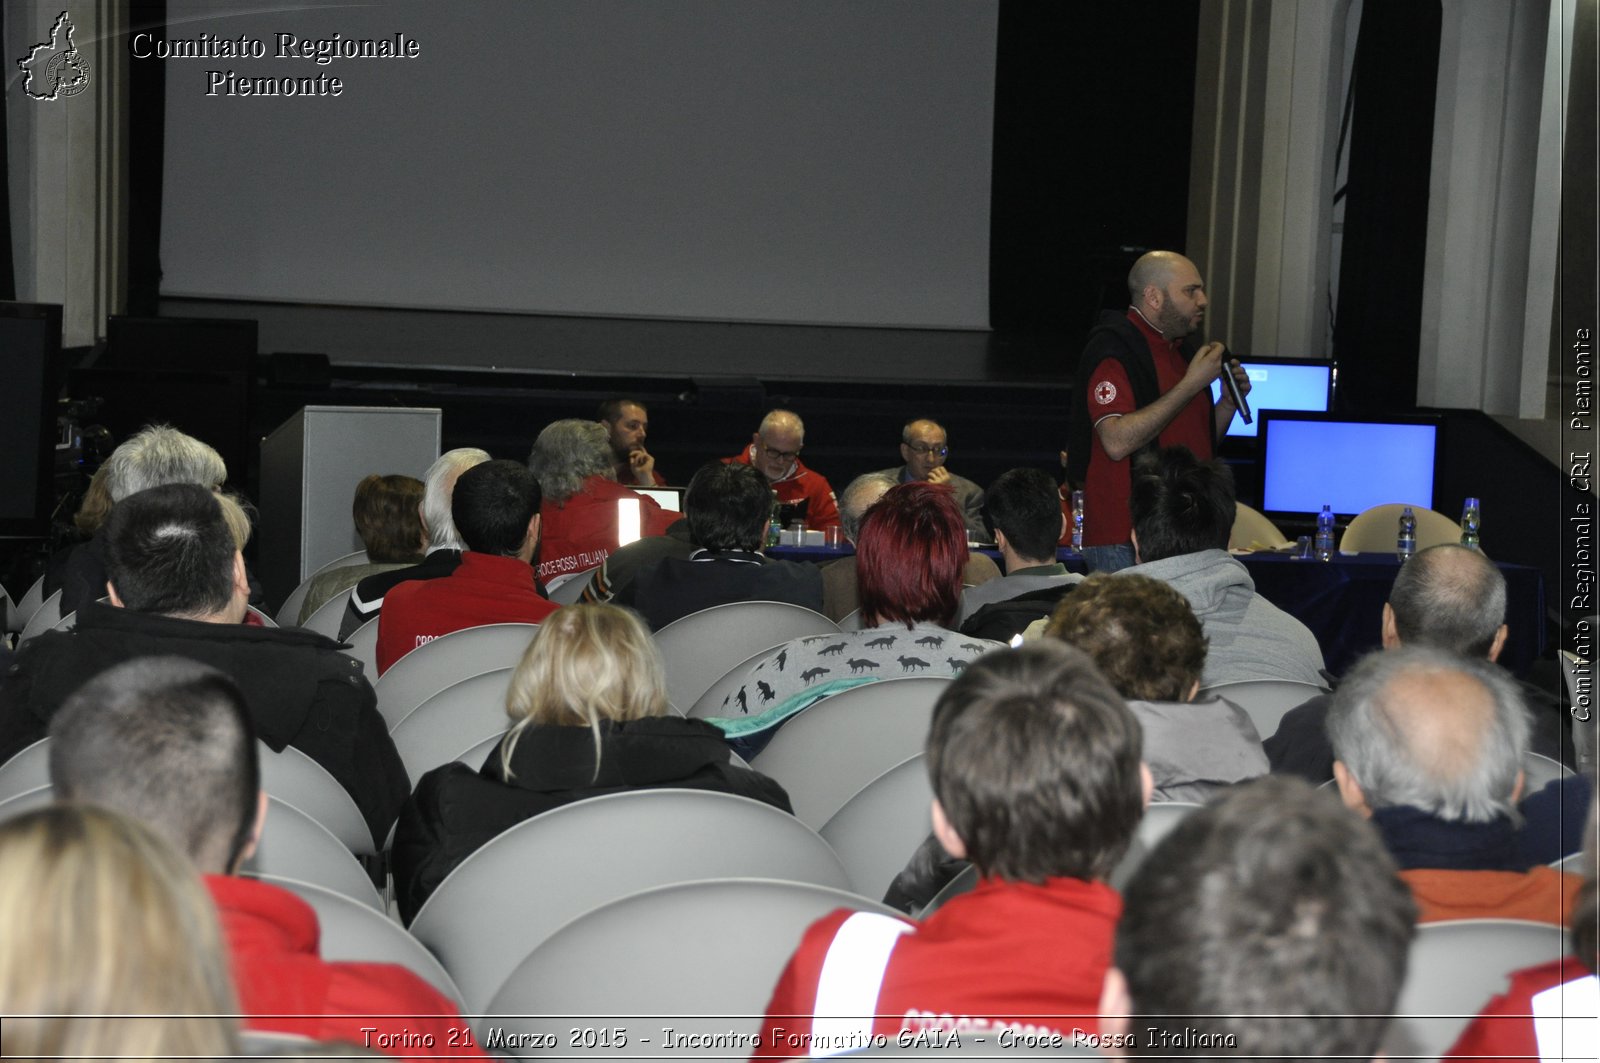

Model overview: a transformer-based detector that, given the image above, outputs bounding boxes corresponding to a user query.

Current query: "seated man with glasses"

[723,408,840,532]
[871,418,988,542]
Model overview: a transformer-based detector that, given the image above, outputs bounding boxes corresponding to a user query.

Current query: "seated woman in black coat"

[392,603,792,922]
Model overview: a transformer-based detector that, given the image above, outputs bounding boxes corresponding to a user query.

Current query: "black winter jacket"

[0,601,408,842]
[392,715,792,922]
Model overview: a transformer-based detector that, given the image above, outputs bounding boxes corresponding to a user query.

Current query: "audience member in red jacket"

[755,641,1149,1057]
[1104,775,1417,1062]
[529,419,679,584]
[724,408,840,532]
[377,459,557,673]
[1446,798,1598,1063]
[48,656,483,1058]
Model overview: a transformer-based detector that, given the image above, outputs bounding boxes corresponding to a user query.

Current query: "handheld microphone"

[1217,345,1252,424]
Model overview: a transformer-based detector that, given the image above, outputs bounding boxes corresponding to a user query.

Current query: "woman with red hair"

[712,482,1004,752]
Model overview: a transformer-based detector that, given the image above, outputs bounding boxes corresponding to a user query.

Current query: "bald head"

[751,410,805,482]
[1128,251,1207,338]
[839,472,897,544]
[1328,646,1530,824]
[759,409,804,438]
[899,419,950,482]
[1387,544,1508,658]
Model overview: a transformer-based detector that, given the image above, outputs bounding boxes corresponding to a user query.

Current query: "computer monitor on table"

[634,486,684,511]
[1209,357,1335,440]
[1260,412,1442,521]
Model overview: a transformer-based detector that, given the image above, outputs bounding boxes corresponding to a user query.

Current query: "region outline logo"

[17,11,92,101]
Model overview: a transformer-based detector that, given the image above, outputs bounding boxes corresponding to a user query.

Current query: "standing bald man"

[1067,251,1250,572]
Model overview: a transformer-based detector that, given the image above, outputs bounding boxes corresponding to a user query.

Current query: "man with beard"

[1066,251,1250,573]
[597,397,664,487]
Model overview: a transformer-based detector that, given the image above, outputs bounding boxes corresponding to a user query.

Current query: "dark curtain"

[1331,0,1443,415]
[126,0,165,316]
[989,1,1200,345]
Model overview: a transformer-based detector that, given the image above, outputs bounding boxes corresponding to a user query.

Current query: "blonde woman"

[0,803,239,1062]
[392,603,791,922]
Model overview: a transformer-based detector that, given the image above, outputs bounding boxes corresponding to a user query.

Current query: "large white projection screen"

[158,0,997,328]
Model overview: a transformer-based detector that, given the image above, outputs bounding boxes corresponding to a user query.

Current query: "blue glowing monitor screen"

[1210,361,1333,437]
[1262,419,1437,517]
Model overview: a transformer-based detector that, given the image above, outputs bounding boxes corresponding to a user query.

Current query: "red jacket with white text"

[755,876,1118,1058]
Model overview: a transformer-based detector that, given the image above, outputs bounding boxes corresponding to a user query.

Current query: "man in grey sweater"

[1119,446,1325,688]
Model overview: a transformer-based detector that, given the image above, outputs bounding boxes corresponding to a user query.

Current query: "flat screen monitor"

[1209,357,1334,438]
[1260,412,1441,519]
[0,303,62,536]
[634,487,684,512]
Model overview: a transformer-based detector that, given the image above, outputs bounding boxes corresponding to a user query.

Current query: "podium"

[260,406,441,611]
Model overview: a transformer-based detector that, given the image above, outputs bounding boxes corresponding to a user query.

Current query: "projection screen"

[158,0,998,329]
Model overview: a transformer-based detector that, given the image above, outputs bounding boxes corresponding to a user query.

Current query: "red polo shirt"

[1081,309,1214,547]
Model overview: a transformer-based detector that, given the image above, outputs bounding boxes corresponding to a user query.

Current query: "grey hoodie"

[1121,549,1326,688]
[1128,697,1269,803]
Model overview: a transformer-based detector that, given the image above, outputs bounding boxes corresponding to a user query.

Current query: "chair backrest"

[838,608,865,632]
[653,601,839,711]
[686,641,794,719]
[257,741,375,854]
[274,574,317,627]
[307,550,370,581]
[481,878,902,1044]
[1197,679,1328,741]
[409,789,852,1013]
[13,575,47,632]
[1340,503,1463,553]
[1229,501,1291,551]
[1109,801,1205,892]
[545,567,596,605]
[0,781,382,911]
[752,676,950,829]
[298,587,354,639]
[254,874,464,1007]
[18,588,63,643]
[243,798,385,911]
[0,738,53,804]
[390,669,515,783]
[0,783,54,821]
[374,623,541,730]
[0,584,13,635]
[343,616,381,681]
[454,731,504,770]
[1523,751,1572,794]
[819,753,932,900]
[1388,919,1569,1060]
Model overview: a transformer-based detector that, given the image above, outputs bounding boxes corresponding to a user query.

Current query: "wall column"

[6,0,127,346]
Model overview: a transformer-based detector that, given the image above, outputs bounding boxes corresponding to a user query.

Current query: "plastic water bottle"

[1070,490,1085,552]
[1314,504,1335,561]
[1461,497,1481,550]
[766,500,782,548]
[1396,506,1417,562]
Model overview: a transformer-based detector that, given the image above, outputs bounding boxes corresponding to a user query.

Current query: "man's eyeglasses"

[904,442,949,458]
[761,444,802,462]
